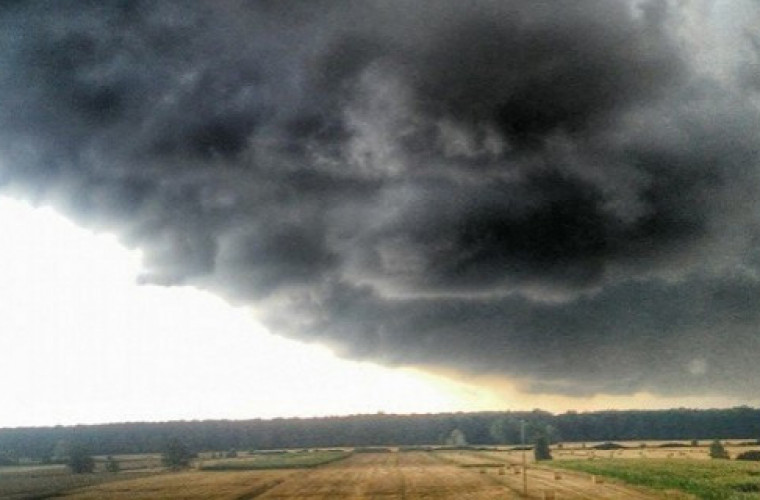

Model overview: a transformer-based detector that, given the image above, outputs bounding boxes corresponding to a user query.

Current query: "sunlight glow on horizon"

[0,196,502,427]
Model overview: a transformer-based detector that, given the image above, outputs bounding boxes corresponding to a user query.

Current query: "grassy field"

[549,458,760,499]
[198,449,352,470]
[103,453,163,472]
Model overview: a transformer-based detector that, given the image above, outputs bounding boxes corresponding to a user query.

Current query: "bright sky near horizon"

[0,196,751,428]
[0,196,505,427]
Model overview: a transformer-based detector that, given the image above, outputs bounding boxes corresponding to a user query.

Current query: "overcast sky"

[2,0,760,423]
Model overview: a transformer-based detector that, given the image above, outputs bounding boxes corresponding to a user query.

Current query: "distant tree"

[51,439,70,464]
[162,438,194,468]
[736,450,760,461]
[0,452,17,466]
[226,448,238,458]
[593,442,626,450]
[68,443,95,474]
[105,455,120,473]
[445,428,467,446]
[542,424,559,444]
[489,417,523,444]
[7,407,760,458]
[489,418,510,444]
[709,439,729,459]
[534,435,552,461]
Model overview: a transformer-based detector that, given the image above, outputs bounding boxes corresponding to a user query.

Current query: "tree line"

[1,407,758,461]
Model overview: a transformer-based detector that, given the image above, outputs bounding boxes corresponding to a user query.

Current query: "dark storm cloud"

[2,0,760,398]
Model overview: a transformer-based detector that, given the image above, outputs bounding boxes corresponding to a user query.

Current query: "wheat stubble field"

[45,450,683,500]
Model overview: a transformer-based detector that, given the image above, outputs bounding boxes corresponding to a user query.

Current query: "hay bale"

[554,472,563,480]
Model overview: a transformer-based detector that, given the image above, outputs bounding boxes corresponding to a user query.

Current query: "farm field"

[543,441,760,499]
[47,469,293,500]
[6,443,760,499]
[0,463,159,500]
[199,449,351,470]
[435,450,681,499]
[46,451,677,500]
[548,458,760,500]
[551,441,760,461]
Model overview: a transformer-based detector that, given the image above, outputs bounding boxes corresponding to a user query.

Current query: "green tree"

[709,439,729,459]
[489,418,509,444]
[489,417,521,444]
[736,450,760,461]
[68,443,95,474]
[162,438,193,468]
[444,428,467,446]
[0,452,17,466]
[534,435,552,461]
[51,439,70,464]
[105,455,120,473]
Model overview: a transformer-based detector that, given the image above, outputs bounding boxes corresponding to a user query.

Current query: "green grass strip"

[199,451,352,471]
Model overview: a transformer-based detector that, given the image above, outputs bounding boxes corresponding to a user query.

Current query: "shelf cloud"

[2,0,760,398]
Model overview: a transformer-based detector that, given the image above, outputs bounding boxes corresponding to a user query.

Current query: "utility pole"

[521,420,527,497]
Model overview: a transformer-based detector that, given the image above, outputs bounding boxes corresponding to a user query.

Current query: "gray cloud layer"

[2,0,760,398]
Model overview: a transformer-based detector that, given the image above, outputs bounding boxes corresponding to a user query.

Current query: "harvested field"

[551,442,760,461]
[53,451,678,499]
[254,451,512,499]
[0,465,159,500]
[49,470,293,500]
